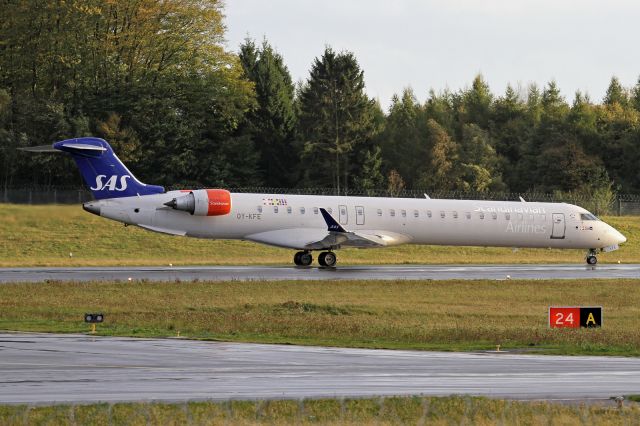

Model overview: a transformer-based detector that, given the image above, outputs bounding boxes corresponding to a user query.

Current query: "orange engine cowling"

[165,189,231,216]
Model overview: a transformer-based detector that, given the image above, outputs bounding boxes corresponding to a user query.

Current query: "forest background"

[1,0,639,206]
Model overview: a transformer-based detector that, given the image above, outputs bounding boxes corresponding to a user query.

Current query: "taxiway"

[0,333,638,404]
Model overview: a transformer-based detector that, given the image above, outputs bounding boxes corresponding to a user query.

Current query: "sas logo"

[90,175,131,191]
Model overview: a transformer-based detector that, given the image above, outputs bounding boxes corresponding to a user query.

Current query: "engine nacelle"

[165,189,231,216]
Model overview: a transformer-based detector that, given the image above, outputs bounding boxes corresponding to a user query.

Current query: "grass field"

[0,204,638,266]
[1,396,636,425]
[2,279,639,356]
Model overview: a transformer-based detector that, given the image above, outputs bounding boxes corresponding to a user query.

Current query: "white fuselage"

[84,192,626,252]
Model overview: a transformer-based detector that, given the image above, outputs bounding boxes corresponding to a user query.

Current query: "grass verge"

[0,396,636,425]
[1,204,637,266]
[1,279,639,356]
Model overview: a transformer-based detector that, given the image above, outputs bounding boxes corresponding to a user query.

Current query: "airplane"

[23,137,626,267]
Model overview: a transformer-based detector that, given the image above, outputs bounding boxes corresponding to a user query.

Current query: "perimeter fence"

[3,186,640,216]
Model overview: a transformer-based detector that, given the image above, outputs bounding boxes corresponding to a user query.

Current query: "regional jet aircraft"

[24,137,626,267]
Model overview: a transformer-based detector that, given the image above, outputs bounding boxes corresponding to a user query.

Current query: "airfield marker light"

[128,277,132,281]
[496,345,501,352]
[612,396,624,408]
[84,313,104,334]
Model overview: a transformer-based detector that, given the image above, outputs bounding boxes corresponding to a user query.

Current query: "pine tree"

[298,47,378,190]
[239,38,298,187]
[604,76,628,107]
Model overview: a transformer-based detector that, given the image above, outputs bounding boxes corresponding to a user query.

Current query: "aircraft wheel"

[299,252,313,266]
[319,251,337,267]
[293,252,303,266]
[586,255,597,265]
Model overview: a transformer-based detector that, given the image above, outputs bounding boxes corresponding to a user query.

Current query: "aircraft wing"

[244,208,410,250]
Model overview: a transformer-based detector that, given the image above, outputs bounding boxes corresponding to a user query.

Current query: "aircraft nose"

[606,225,626,245]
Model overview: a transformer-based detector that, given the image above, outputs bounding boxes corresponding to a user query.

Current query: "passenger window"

[377,209,382,216]
[300,207,305,214]
[427,210,432,218]
[287,206,292,214]
[505,213,510,220]
[274,206,279,213]
[313,207,319,215]
[492,212,497,220]
[390,209,395,217]
[257,206,263,213]
[401,210,406,217]
[440,211,445,219]
[453,211,458,219]
[465,212,471,219]
[414,210,419,218]
[340,207,347,216]
[479,212,484,220]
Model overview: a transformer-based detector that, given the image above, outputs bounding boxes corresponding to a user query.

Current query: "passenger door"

[551,213,565,239]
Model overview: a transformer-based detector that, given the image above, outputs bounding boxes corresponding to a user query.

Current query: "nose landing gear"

[586,249,598,265]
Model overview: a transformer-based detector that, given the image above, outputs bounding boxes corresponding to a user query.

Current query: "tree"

[604,76,628,107]
[239,39,298,187]
[353,146,385,194]
[379,88,425,187]
[418,119,459,190]
[298,47,378,190]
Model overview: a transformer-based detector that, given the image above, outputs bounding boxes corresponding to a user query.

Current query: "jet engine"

[164,189,231,216]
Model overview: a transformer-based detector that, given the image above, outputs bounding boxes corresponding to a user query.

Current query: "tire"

[293,252,302,266]
[587,255,597,265]
[322,252,337,267]
[299,252,313,266]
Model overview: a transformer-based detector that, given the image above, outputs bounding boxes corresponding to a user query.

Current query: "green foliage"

[0,0,254,188]
[298,47,379,191]
[2,3,640,194]
[239,38,298,187]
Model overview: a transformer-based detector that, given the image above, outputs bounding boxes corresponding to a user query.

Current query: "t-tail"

[52,137,164,199]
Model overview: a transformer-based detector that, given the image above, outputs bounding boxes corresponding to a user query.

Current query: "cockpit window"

[580,213,599,221]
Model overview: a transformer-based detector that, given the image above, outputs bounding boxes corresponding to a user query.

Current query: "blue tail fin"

[53,137,164,200]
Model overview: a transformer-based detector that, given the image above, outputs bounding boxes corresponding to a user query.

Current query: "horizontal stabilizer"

[19,145,59,153]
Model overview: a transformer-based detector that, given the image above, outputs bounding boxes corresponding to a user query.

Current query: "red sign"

[549,307,580,328]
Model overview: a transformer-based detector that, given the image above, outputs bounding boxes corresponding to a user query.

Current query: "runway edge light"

[549,306,602,328]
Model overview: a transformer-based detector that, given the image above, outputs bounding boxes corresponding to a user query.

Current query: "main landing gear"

[293,251,313,266]
[293,251,337,267]
[586,249,598,265]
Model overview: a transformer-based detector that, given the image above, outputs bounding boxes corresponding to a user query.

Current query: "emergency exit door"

[551,213,565,239]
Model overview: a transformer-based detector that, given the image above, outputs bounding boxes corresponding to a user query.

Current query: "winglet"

[319,208,346,233]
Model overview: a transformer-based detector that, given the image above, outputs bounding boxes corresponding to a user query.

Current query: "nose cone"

[614,229,627,244]
[605,224,626,245]
[82,202,101,216]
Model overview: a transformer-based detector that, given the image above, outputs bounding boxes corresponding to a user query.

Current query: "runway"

[0,333,638,405]
[0,263,639,283]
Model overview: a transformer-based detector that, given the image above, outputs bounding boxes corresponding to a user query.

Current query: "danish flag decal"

[53,137,164,200]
